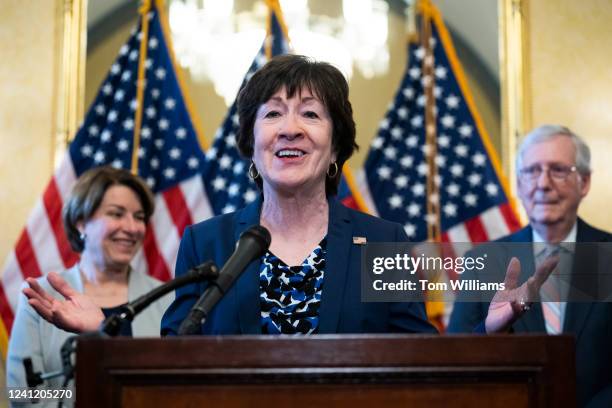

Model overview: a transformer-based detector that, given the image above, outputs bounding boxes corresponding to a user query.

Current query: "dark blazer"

[161,198,437,336]
[448,218,612,408]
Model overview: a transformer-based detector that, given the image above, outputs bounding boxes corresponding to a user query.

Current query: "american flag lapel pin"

[353,236,367,245]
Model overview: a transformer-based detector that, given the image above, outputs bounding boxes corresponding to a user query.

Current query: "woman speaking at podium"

[160,55,552,336]
[19,56,551,339]
[161,54,438,335]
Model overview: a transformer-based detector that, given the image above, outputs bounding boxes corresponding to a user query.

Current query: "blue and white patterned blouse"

[259,238,326,334]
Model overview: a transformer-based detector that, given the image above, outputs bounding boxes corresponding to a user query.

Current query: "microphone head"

[240,225,272,252]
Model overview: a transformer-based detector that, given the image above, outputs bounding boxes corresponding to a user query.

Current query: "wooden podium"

[76,334,574,407]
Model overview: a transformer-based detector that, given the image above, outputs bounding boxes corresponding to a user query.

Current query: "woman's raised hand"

[23,272,104,333]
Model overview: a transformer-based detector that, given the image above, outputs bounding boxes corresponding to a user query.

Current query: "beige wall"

[0,1,60,270]
[0,1,64,402]
[525,0,612,230]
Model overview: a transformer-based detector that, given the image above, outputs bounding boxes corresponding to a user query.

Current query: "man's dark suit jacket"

[448,218,612,408]
[161,198,437,336]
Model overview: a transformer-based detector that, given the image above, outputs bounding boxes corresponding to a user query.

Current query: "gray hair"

[516,124,591,175]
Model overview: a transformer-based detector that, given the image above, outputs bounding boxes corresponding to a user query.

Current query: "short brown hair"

[237,54,358,196]
[63,166,155,252]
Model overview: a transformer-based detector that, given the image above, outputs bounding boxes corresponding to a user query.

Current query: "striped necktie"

[538,245,562,334]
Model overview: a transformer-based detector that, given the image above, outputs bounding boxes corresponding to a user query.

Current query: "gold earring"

[327,162,339,178]
[248,162,260,180]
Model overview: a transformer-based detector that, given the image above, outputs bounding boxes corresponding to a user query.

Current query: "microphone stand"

[100,260,218,336]
[22,260,219,407]
[22,334,81,408]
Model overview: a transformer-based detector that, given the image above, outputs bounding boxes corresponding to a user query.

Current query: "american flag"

[203,7,289,215]
[360,2,520,328]
[0,1,212,342]
[203,5,367,214]
[362,3,520,250]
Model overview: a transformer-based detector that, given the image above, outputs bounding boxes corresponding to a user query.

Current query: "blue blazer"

[448,218,612,408]
[161,198,437,336]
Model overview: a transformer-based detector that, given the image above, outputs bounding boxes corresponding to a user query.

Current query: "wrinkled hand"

[23,272,104,333]
[485,256,558,333]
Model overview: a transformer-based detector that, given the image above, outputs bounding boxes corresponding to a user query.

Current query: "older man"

[448,125,612,407]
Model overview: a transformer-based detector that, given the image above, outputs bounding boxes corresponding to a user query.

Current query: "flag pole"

[417,0,446,330]
[130,0,152,175]
[264,0,291,58]
[420,0,441,242]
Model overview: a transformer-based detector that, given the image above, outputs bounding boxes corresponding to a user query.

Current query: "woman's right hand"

[23,272,104,333]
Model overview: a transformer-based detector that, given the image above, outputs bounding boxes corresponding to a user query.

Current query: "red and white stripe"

[441,202,521,252]
[0,155,213,333]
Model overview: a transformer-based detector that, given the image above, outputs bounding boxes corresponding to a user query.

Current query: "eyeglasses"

[518,164,578,182]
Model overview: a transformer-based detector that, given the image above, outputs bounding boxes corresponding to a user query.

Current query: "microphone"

[21,262,219,405]
[100,260,219,336]
[178,225,271,335]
